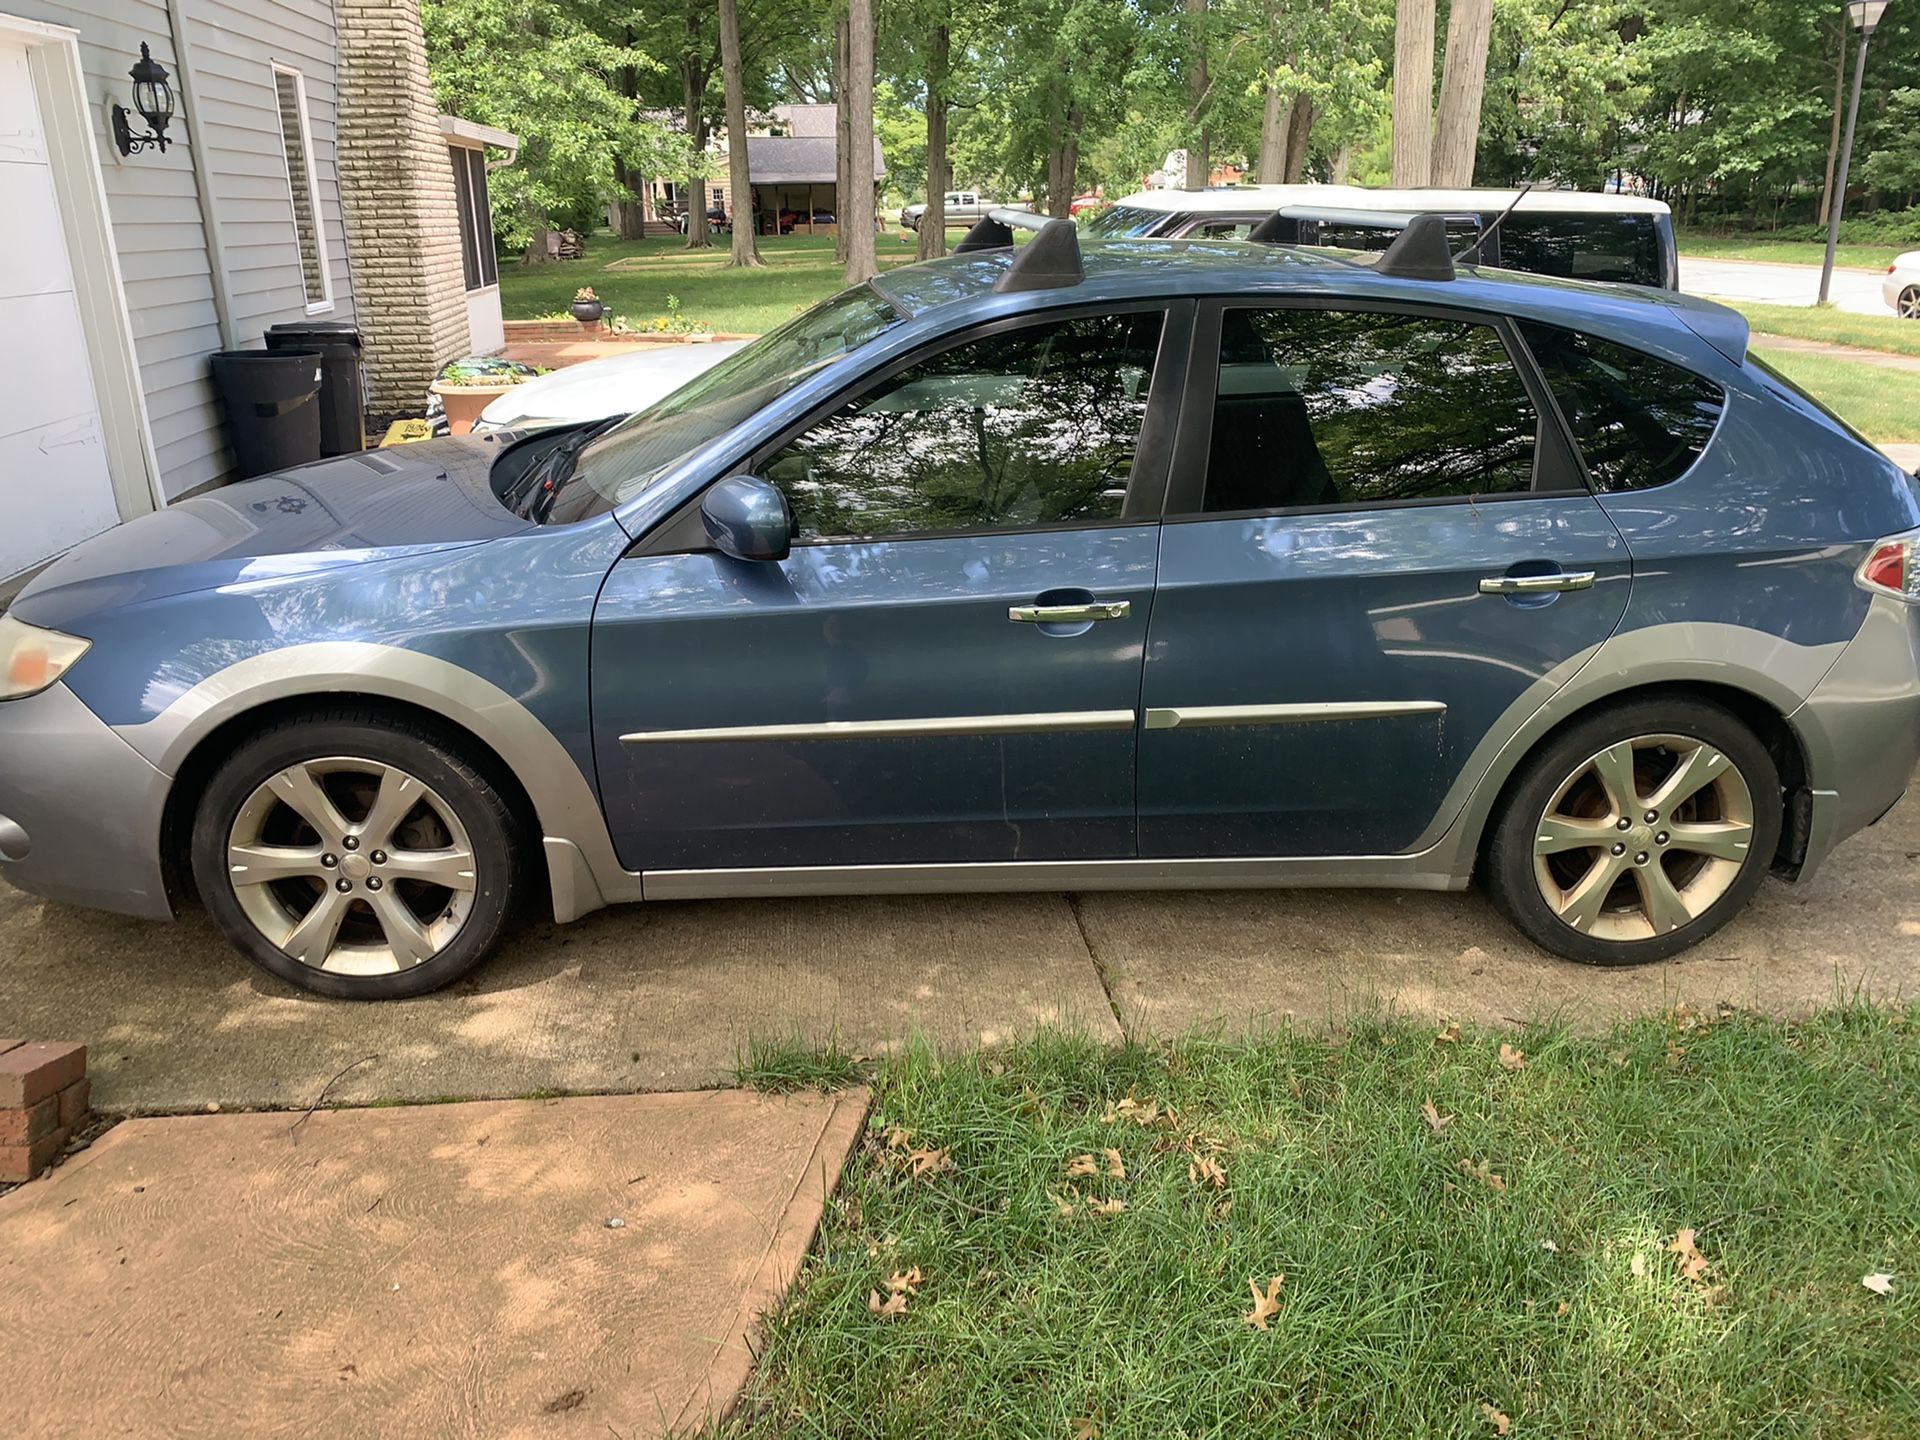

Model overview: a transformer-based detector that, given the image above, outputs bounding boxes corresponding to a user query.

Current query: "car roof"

[868,236,1746,367]
[1105,184,1671,218]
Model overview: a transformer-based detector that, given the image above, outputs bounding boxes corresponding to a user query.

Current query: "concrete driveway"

[1681,255,1891,316]
[5,779,1920,1114]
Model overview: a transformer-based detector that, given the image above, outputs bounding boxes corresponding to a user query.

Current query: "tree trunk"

[834,15,852,263]
[1817,16,1848,228]
[1391,0,1435,187]
[613,159,648,240]
[1184,0,1209,189]
[682,56,710,250]
[524,222,555,265]
[1283,95,1315,183]
[718,0,762,266]
[1257,81,1290,184]
[1431,0,1492,187]
[919,20,950,261]
[1045,96,1082,217]
[843,0,878,283]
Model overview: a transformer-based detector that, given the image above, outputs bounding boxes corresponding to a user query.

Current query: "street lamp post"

[1819,0,1893,305]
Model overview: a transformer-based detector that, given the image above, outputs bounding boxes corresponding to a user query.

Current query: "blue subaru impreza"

[3,217,1918,998]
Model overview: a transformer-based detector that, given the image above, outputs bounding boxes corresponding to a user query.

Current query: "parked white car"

[469,341,750,435]
[1885,252,1920,319]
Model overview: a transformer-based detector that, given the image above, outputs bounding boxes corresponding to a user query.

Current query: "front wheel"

[191,711,523,998]
[1484,698,1782,966]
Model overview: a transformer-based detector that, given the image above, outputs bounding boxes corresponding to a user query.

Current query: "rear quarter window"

[1518,321,1724,491]
[1499,215,1663,287]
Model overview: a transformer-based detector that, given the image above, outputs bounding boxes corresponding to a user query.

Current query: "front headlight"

[0,613,91,701]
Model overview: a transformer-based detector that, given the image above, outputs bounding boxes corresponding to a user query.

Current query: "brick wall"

[1,1041,88,1182]
[334,0,471,420]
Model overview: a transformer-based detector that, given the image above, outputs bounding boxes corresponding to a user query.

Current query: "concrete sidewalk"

[0,1089,867,1439]
[4,781,1920,1116]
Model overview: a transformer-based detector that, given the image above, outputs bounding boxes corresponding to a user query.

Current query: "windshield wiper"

[505,415,624,522]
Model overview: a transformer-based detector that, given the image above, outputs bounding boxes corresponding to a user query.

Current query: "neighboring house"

[0,0,512,588]
[619,103,886,237]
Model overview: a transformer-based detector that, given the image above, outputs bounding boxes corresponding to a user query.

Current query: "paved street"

[1681,255,1891,316]
[6,775,1919,1115]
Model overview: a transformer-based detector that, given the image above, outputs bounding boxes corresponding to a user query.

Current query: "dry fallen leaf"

[1498,1043,1527,1072]
[1422,1097,1453,1134]
[1071,1419,1101,1440]
[1189,1155,1228,1189]
[1104,1147,1127,1179]
[1090,1196,1127,1216]
[1480,1401,1512,1435]
[1555,1300,1571,1316]
[1863,1271,1897,1296]
[1243,1274,1284,1330]
[1456,1158,1506,1191]
[867,1288,908,1320]
[1211,1197,1234,1219]
[1050,1188,1079,1218]
[1608,1049,1630,1067]
[1631,1252,1648,1278]
[884,1126,913,1152]
[1435,1022,1461,1045]
[1667,1228,1712,1287]
[1063,1154,1100,1178]
[907,1146,952,1179]
[1540,1239,1559,1252]
[885,1267,923,1295]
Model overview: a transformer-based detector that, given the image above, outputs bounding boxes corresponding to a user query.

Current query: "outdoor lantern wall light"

[111,42,175,157]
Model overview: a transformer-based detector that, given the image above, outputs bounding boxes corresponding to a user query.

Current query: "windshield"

[533,284,904,525]
[1082,205,1176,238]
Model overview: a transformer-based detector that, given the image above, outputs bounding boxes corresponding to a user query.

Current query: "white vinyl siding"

[3,0,354,503]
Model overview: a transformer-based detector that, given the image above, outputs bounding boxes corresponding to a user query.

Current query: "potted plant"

[571,286,605,335]
[428,359,545,435]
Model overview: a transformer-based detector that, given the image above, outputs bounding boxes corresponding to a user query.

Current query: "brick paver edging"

[0,1040,89,1182]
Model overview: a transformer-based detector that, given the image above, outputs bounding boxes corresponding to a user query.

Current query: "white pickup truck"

[900,190,995,231]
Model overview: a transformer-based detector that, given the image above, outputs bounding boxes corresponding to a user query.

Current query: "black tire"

[191,708,523,999]
[1484,697,1782,966]
[1902,287,1920,321]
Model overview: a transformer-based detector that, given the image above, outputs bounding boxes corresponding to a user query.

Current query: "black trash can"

[265,320,366,455]
[209,349,323,479]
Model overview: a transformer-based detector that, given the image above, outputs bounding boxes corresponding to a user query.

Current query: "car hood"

[10,436,532,629]
[476,341,750,430]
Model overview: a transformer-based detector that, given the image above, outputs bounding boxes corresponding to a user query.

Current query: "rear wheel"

[1485,699,1781,966]
[1901,286,1920,320]
[192,711,522,998]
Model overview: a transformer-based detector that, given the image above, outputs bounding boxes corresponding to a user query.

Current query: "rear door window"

[1197,306,1538,513]
[1518,321,1724,491]
[1497,215,1662,286]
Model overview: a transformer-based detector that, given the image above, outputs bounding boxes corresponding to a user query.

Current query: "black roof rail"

[1373,213,1456,281]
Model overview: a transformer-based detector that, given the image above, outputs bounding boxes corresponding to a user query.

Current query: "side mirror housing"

[700,475,791,563]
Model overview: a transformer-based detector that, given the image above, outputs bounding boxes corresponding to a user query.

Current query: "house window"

[270,66,330,312]
[450,146,498,291]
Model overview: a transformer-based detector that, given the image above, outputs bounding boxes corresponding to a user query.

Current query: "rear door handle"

[1478,571,1596,596]
[1009,601,1132,624]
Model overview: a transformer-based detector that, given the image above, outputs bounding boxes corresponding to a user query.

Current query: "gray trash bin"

[265,321,366,455]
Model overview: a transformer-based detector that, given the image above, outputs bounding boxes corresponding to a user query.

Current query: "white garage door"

[0,36,121,581]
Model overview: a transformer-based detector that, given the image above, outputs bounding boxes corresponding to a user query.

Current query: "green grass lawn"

[496,231,919,335]
[1677,230,1905,271]
[1732,303,1920,360]
[722,1009,1920,1439]
[1759,349,1920,443]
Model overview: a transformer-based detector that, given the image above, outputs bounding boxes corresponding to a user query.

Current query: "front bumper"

[1790,594,1920,880]
[0,682,174,918]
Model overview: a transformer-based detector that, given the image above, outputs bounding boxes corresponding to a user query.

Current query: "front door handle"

[1009,600,1132,624]
[1478,571,1596,596]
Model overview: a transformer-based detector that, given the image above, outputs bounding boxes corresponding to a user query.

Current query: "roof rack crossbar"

[954,206,1054,254]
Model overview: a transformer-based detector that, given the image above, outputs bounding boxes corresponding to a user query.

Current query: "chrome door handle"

[1009,600,1132,624]
[1478,571,1596,596]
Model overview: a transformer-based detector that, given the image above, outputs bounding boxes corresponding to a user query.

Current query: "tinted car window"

[1519,321,1724,491]
[1082,205,1173,238]
[1200,307,1538,513]
[762,310,1164,540]
[1497,215,1661,286]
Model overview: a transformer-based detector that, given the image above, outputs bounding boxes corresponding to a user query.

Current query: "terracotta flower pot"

[430,380,519,436]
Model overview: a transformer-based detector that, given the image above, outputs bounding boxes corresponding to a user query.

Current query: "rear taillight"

[1892,263,1901,275]
[1858,532,1920,600]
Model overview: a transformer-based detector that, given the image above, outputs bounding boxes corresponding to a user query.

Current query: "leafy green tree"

[421,0,685,257]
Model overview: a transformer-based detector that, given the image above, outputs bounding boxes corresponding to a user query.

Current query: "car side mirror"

[700,475,792,563]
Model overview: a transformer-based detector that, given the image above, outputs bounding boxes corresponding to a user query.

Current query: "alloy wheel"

[1903,287,1920,320]
[1530,734,1755,943]
[225,756,478,975]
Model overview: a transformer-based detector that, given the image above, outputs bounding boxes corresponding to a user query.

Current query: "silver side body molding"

[621,710,1136,744]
